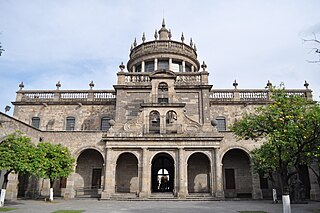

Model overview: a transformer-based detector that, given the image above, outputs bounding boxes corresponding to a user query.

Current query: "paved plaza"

[3,199,320,213]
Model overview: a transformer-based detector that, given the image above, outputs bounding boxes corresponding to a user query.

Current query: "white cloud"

[0,0,320,114]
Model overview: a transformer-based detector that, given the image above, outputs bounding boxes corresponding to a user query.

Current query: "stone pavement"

[4,199,320,213]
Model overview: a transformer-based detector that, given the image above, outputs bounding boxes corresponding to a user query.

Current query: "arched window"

[101,117,111,131]
[31,117,40,128]
[149,111,160,133]
[158,82,168,104]
[66,116,75,131]
[216,116,226,131]
[145,61,155,72]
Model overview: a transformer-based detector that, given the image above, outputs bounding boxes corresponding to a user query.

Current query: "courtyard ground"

[2,199,320,213]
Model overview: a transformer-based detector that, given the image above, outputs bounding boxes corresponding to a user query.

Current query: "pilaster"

[178,148,187,198]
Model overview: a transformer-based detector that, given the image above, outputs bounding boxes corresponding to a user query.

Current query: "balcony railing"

[16,90,116,103]
[118,71,208,85]
[210,89,312,102]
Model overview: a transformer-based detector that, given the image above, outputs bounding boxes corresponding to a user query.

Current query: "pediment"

[150,69,177,79]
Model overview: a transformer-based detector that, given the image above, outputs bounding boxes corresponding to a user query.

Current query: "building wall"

[13,104,116,131]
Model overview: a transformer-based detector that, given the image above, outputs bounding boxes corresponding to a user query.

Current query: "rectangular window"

[225,168,235,189]
[158,98,168,104]
[101,117,111,131]
[145,61,155,72]
[31,117,40,129]
[158,60,169,70]
[216,117,226,131]
[66,117,75,131]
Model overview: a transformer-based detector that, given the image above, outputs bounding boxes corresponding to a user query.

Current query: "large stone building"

[0,20,319,201]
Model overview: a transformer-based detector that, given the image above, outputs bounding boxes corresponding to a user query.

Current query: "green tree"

[0,132,39,207]
[36,142,75,201]
[231,88,320,196]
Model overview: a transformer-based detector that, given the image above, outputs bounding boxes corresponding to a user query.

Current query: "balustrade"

[17,90,116,103]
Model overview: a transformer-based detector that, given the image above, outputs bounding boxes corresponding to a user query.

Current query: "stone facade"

[0,20,319,201]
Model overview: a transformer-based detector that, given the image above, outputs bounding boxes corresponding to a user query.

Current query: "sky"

[0,0,320,115]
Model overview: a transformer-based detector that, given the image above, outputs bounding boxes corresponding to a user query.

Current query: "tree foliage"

[0,42,4,56]
[231,87,320,195]
[36,142,75,187]
[303,33,320,63]
[0,132,39,189]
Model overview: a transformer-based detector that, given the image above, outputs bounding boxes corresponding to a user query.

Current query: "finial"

[304,80,309,89]
[190,38,193,47]
[89,81,94,90]
[4,105,11,113]
[19,82,24,90]
[181,32,185,43]
[130,44,133,51]
[119,62,125,71]
[168,29,172,40]
[201,61,207,71]
[142,32,146,43]
[233,80,238,89]
[56,81,61,90]
[133,38,137,47]
[266,80,272,89]
[162,18,165,27]
[154,29,158,40]
[194,44,197,52]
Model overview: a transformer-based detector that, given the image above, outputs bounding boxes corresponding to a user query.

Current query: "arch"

[158,82,169,104]
[74,146,105,161]
[151,152,175,192]
[166,110,177,133]
[187,152,211,193]
[149,110,160,133]
[115,152,139,193]
[75,149,104,198]
[222,148,252,198]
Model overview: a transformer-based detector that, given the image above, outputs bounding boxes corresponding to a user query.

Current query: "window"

[101,117,111,131]
[185,64,191,72]
[158,82,169,104]
[172,60,182,72]
[149,111,160,133]
[158,60,169,70]
[136,64,142,72]
[66,116,75,131]
[145,61,154,72]
[31,117,40,128]
[216,116,226,131]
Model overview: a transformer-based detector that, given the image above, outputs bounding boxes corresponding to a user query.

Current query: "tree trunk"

[49,180,54,201]
[0,170,11,207]
[278,166,291,213]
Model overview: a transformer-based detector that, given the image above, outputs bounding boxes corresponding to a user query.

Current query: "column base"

[63,188,75,199]
[252,188,263,200]
[310,189,320,201]
[215,190,225,199]
[100,191,111,200]
[178,192,187,199]
[138,191,149,199]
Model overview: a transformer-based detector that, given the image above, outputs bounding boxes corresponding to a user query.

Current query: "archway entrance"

[75,149,104,198]
[187,153,211,193]
[151,153,174,192]
[222,149,252,198]
[115,153,138,193]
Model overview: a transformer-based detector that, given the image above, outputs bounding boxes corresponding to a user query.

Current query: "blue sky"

[0,0,320,115]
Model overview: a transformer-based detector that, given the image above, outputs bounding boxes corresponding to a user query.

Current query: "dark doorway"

[298,165,311,199]
[92,168,102,189]
[225,169,235,189]
[151,153,174,192]
[18,173,29,197]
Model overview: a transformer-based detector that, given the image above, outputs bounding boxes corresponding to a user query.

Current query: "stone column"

[214,148,224,198]
[139,148,150,198]
[182,61,186,72]
[178,148,187,198]
[101,147,114,199]
[154,58,158,71]
[160,115,166,134]
[141,61,145,72]
[251,166,263,199]
[211,149,216,196]
[309,163,320,200]
[64,172,76,199]
[169,58,172,71]
[191,65,194,72]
